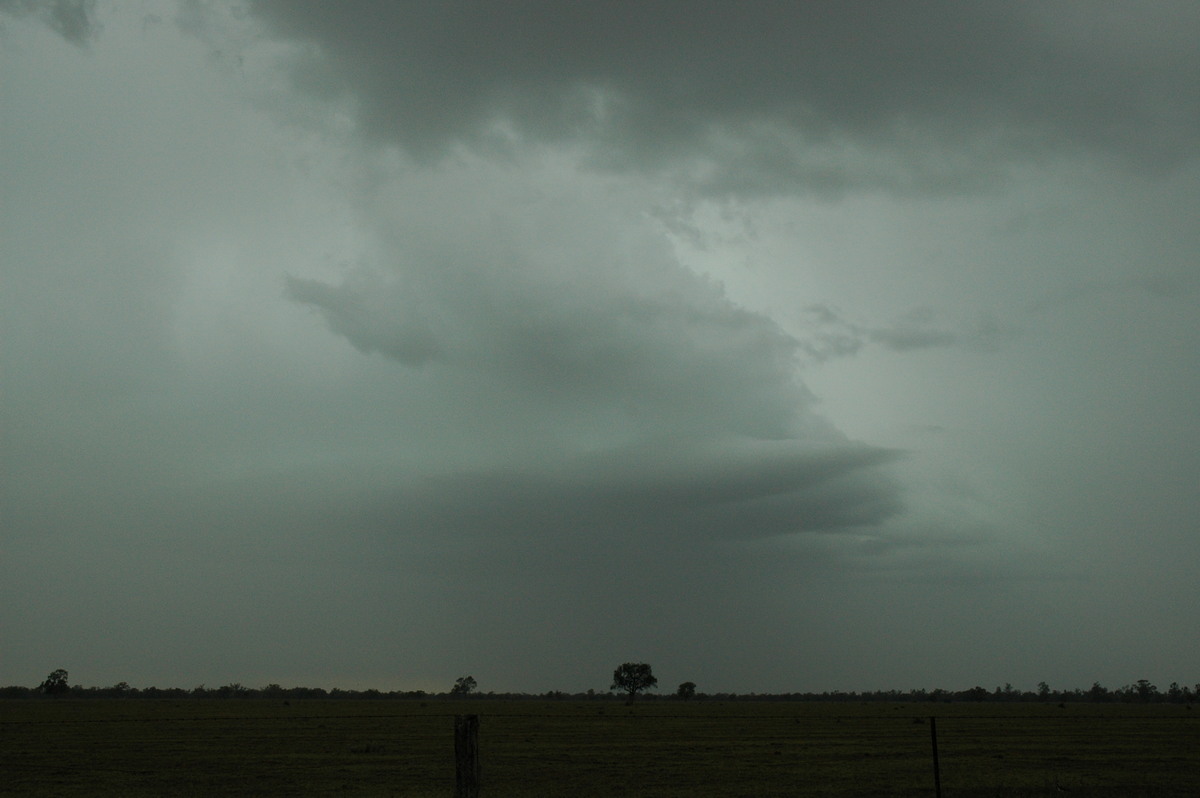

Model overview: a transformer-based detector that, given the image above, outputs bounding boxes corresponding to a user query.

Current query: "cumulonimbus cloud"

[248,1,1200,194]
[281,190,905,539]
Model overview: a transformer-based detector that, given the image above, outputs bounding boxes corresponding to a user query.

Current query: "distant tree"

[676,681,696,700]
[1135,679,1158,702]
[611,662,657,700]
[217,683,249,698]
[450,676,477,696]
[1087,681,1110,702]
[1037,681,1050,701]
[39,669,70,696]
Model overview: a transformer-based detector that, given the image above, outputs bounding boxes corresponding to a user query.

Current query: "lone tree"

[676,681,696,700]
[39,669,70,696]
[450,675,477,696]
[611,662,657,700]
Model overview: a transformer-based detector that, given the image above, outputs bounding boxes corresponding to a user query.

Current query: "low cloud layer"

[388,439,903,543]
[250,1,1200,194]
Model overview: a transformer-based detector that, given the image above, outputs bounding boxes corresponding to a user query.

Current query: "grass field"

[2,699,1197,796]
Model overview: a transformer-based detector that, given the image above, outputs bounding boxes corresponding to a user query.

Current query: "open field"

[3,699,1197,796]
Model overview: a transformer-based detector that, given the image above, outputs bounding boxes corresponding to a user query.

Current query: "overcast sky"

[2,0,1198,695]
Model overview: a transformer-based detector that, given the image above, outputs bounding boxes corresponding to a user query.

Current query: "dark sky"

[2,0,1198,694]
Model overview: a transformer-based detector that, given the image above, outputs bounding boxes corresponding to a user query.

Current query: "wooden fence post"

[930,716,942,798]
[455,714,481,798]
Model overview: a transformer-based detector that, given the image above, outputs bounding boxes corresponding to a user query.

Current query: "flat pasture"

[3,699,1197,796]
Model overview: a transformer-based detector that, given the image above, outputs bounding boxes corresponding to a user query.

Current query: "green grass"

[2,700,1197,796]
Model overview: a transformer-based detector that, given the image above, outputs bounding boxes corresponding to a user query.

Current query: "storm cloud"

[250,0,1200,193]
[3,1,1198,694]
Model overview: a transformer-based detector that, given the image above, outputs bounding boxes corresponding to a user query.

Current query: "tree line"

[5,667,1197,705]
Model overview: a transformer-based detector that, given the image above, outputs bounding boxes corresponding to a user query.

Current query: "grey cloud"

[285,274,442,367]
[868,307,960,352]
[277,192,910,545]
[362,438,903,544]
[797,304,1010,360]
[493,287,805,439]
[796,304,867,362]
[287,260,814,440]
[0,0,95,44]
[869,326,958,352]
[247,1,1200,194]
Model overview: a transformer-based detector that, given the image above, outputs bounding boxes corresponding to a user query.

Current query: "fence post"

[930,716,941,798]
[455,714,481,798]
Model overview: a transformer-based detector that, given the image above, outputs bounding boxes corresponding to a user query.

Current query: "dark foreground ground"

[2,699,1197,796]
